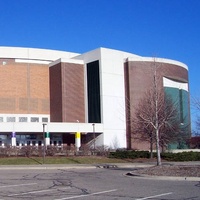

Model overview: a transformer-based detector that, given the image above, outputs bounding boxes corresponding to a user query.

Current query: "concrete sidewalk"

[0,162,156,170]
[0,161,199,170]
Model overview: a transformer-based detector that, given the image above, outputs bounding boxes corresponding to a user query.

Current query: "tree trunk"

[150,135,153,159]
[156,129,161,166]
[154,61,162,166]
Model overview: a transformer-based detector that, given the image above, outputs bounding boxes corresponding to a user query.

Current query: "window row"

[0,117,48,123]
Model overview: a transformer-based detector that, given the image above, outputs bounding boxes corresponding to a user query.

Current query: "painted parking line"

[8,187,70,197]
[0,183,37,188]
[54,189,118,200]
[135,192,173,200]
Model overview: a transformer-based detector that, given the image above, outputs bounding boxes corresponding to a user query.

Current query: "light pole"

[42,123,47,164]
[92,123,96,151]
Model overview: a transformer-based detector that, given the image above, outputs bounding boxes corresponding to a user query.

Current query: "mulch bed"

[134,165,200,177]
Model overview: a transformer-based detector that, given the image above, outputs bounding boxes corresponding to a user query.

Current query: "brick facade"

[50,62,85,122]
[0,58,49,114]
[124,61,189,150]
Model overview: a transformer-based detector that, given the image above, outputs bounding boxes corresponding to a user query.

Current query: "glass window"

[30,135,37,139]
[0,117,3,122]
[20,135,26,140]
[31,117,39,122]
[19,117,28,122]
[26,135,36,139]
[87,60,101,123]
[0,135,7,140]
[42,117,48,122]
[7,117,15,122]
[16,135,21,140]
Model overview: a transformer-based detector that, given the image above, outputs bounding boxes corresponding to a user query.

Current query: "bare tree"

[132,88,182,165]
[133,117,155,159]
[196,99,200,130]
[190,95,200,150]
[193,96,200,110]
[192,96,200,132]
[132,60,185,166]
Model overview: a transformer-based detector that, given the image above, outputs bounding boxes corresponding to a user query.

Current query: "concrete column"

[11,132,16,146]
[75,132,81,151]
[45,132,50,146]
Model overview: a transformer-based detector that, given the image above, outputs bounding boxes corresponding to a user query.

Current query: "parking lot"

[0,166,199,199]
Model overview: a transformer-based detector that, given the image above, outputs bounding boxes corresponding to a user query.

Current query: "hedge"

[161,152,200,161]
[109,150,150,159]
[109,150,200,161]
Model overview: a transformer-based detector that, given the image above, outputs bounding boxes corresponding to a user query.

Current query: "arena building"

[0,47,190,150]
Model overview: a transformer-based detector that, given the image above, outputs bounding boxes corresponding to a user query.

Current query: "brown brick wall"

[124,61,189,150]
[50,62,85,122]
[0,59,49,114]
[49,63,62,122]
[61,62,85,123]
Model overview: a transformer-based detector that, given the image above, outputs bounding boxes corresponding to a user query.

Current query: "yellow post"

[75,132,81,151]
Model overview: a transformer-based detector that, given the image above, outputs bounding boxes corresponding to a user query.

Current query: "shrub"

[109,150,200,161]
[161,151,200,161]
[109,150,150,159]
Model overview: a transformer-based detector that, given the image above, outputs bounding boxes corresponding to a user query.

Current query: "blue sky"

[0,0,199,129]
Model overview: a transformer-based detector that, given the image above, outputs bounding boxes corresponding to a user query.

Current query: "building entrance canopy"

[0,122,103,133]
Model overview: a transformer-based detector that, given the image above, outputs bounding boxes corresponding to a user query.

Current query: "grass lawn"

[0,156,128,165]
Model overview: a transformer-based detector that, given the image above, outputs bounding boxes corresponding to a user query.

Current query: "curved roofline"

[0,46,188,70]
[0,46,80,61]
[127,56,188,70]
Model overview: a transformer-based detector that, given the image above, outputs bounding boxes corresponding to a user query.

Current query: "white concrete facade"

[99,48,134,148]
[75,48,141,148]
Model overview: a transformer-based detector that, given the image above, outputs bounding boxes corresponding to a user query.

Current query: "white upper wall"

[0,46,80,61]
[49,58,84,67]
[0,122,104,133]
[74,47,141,63]
[163,77,188,91]
[127,57,188,70]
[73,48,102,63]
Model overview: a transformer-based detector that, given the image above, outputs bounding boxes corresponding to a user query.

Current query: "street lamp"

[42,123,47,164]
[92,123,96,151]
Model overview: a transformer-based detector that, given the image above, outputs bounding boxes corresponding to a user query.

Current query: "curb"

[0,164,96,170]
[126,172,200,181]
[0,163,153,170]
